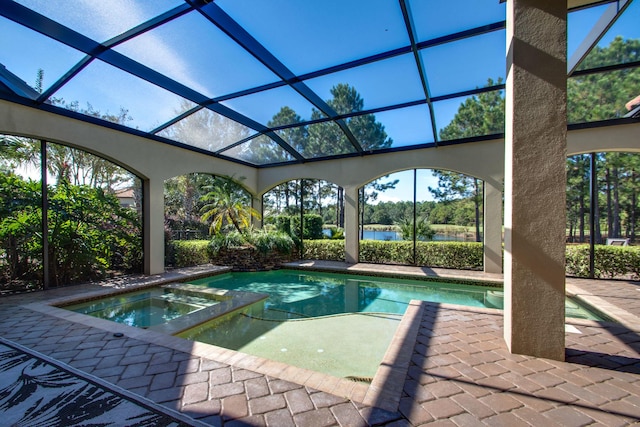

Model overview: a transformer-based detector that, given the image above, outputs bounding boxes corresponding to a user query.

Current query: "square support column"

[484,181,503,274]
[143,178,166,275]
[344,185,359,264]
[504,0,567,360]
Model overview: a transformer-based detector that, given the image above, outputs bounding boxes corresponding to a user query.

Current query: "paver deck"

[1,262,639,426]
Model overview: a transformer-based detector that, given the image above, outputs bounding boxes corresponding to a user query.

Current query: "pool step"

[161,283,234,301]
[148,283,269,335]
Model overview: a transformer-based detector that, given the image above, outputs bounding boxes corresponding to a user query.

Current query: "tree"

[398,215,435,241]
[260,84,397,228]
[566,155,591,242]
[429,171,483,241]
[0,173,142,288]
[200,177,260,235]
[570,37,640,123]
[439,79,505,141]
[431,79,504,241]
[0,135,41,173]
[159,101,251,152]
[568,37,640,242]
[359,178,399,237]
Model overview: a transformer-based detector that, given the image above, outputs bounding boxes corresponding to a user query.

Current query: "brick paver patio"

[0,263,638,426]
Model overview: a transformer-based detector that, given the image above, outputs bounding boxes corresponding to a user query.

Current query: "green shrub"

[566,244,640,279]
[358,241,483,268]
[172,240,209,267]
[565,245,591,277]
[304,240,484,268]
[629,249,640,279]
[303,240,345,261]
[291,214,325,240]
[250,229,295,254]
[207,229,295,257]
[0,174,143,287]
[415,242,483,269]
[275,215,291,235]
[360,241,415,264]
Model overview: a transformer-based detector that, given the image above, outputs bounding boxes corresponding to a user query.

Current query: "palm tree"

[200,176,261,235]
[0,135,41,173]
[398,215,435,241]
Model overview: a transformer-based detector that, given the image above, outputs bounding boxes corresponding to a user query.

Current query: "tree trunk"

[284,186,289,209]
[568,221,575,243]
[613,165,621,237]
[606,167,612,239]
[579,177,585,243]
[630,171,637,242]
[594,176,601,245]
[183,175,195,222]
[474,179,481,242]
[360,188,365,239]
[337,186,345,228]
[317,181,322,218]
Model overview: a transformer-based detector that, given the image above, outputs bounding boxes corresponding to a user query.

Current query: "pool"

[64,283,268,334]
[186,270,604,319]
[64,270,607,379]
[65,287,216,328]
[174,270,605,378]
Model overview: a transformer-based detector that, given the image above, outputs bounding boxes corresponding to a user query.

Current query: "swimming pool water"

[190,270,498,318]
[66,288,219,328]
[177,270,605,378]
[188,270,604,320]
[66,270,607,379]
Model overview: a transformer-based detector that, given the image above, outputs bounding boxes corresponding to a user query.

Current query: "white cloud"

[66,1,208,96]
[18,0,206,93]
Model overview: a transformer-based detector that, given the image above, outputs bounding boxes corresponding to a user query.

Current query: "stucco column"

[344,185,360,264]
[143,178,165,275]
[504,0,567,360]
[252,195,263,229]
[483,181,503,274]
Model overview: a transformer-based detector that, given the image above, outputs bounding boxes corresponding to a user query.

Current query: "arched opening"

[0,134,143,292]
[358,168,484,268]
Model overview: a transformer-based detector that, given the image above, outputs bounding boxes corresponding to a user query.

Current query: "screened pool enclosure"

[1,0,639,359]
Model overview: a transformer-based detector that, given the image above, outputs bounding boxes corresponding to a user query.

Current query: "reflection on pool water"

[175,270,606,378]
[187,270,604,320]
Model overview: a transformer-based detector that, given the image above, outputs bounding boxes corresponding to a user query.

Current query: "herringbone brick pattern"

[398,303,640,425]
[1,265,639,426]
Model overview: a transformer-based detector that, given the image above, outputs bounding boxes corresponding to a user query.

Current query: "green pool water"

[176,270,605,378]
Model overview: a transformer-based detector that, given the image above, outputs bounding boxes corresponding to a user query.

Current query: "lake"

[323,229,471,242]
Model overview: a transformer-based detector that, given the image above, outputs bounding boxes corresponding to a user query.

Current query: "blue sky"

[2,0,640,200]
[376,1,640,204]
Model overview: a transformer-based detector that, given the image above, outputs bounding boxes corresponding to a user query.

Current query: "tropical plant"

[200,176,261,235]
[207,229,295,257]
[0,173,142,288]
[397,216,436,241]
[327,227,345,240]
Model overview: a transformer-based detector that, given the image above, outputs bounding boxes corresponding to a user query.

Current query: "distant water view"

[323,229,473,242]
[361,230,470,242]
